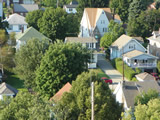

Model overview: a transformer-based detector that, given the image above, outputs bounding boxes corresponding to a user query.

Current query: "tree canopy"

[35,41,90,98]
[38,8,79,42]
[122,98,160,120]
[0,91,50,120]
[52,71,122,120]
[26,10,44,30]
[0,29,7,45]
[100,20,125,49]
[14,38,50,88]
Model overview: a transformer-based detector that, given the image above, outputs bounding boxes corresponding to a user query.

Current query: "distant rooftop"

[135,72,155,81]
[0,82,18,95]
[65,37,97,43]
[13,4,39,13]
[5,13,27,25]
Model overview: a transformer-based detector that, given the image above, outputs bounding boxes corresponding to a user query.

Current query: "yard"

[90,68,110,79]
[4,71,27,91]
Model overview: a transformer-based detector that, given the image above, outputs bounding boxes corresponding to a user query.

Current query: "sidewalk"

[97,55,128,90]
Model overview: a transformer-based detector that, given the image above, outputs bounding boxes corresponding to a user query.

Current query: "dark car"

[151,73,159,80]
[101,77,112,84]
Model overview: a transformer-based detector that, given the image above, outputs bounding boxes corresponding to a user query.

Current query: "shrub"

[135,68,141,74]
[114,58,137,81]
[132,77,138,81]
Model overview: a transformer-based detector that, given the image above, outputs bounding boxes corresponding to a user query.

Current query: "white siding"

[65,7,77,14]
[0,1,2,18]
[23,0,34,4]
[96,10,110,37]
[7,24,27,34]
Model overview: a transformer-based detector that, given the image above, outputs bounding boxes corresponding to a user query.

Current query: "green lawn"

[5,71,27,91]
[90,68,110,79]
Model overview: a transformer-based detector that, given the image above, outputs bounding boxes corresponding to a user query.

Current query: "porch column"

[93,43,96,49]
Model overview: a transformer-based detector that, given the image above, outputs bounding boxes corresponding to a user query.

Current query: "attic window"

[102,11,104,14]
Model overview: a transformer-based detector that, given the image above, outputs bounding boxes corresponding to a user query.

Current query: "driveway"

[97,54,128,90]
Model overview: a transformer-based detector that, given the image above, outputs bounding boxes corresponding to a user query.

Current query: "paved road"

[97,54,128,90]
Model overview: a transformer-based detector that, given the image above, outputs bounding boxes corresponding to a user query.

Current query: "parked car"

[101,77,112,84]
[151,73,159,80]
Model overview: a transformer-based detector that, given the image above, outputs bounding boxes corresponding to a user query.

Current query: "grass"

[4,71,27,91]
[90,68,110,79]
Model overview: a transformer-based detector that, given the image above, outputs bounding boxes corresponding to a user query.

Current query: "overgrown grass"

[90,68,110,79]
[5,71,27,91]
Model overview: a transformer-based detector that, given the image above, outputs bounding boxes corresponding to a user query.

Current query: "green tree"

[35,41,90,98]
[123,98,160,120]
[14,38,49,88]
[110,0,133,23]
[0,29,7,45]
[100,20,125,49]
[26,10,44,30]
[156,0,160,9]
[52,71,122,120]
[38,8,68,42]
[135,89,159,105]
[9,32,16,46]
[0,91,50,120]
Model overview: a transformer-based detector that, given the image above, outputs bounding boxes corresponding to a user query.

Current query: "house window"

[103,28,107,32]
[8,25,13,30]
[19,25,22,30]
[156,52,159,57]
[102,11,104,14]
[129,44,134,49]
[69,8,73,11]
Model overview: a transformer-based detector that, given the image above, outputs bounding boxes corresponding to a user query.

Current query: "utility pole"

[91,82,94,120]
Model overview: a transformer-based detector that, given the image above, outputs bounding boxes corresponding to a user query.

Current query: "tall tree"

[26,10,44,30]
[14,38,49,88]
[0,29,7,45]
[35,41,90,98]
[122,98,160,120]
[100,20,125,49]
[110,0,133,23]
[38,8,67,42]
[53,71,122,120]
[0,91,50,120]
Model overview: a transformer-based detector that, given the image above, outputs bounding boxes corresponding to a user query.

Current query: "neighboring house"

[135,72,155,81]
[110,34,146,60]
[148,2,156,9]
[13,4,39,16]
[50,82,72,102]
[0,0,2,18]
[147,31,160,59]
[65,37,98,68]
[13,0,35,4]
[114,81,160,111]
[5,13,28,34]
[63,1,78,14]
[16,27,51,50]
[79,8,121,38]
[0,82,18,100]
[110,34,158,72]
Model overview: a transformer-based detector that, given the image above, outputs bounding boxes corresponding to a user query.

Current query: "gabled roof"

[0,82,18,95]
[147,31,160,42]
[50,82,72,101]
[111,34,145,50]
[124,50,158,59]
[122,81,160,108]
[16,27,51,41]
[64,4,78,8]
[13,4,39,13]
[84,8,121,28]
[5,13,27,25]
[65,37,97,43]
[135,72,155,81]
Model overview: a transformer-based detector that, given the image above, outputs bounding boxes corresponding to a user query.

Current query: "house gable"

[123,39,146,54]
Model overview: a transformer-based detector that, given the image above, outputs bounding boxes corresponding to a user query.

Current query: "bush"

[132,77,138,81]
[135,68,141,74]
[114,58,137,81]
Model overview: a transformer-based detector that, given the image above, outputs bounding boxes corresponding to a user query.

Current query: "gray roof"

[135,72,155,81]
[13,4,39,13]
[64,4,78,8]
[65,37,97,43]
[0,82,18,95]
[122,81,160,108]
[6,13,27,25]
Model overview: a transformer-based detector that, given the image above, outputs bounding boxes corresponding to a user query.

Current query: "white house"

[79,8,121,39]
[147,31,160,59]
[16,27,51,50]
[5,13,28,34]
[0,0,2,18]
[110,34,158,72]
[13,0,35,4]
[113,81,160,111]
[63,1,78,14]
[65,37,98,68]
[0,82,18,100]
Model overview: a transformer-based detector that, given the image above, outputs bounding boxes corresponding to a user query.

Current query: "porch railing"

[131,63,157,68]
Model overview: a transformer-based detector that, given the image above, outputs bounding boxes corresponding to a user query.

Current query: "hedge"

[112,58,141,81]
